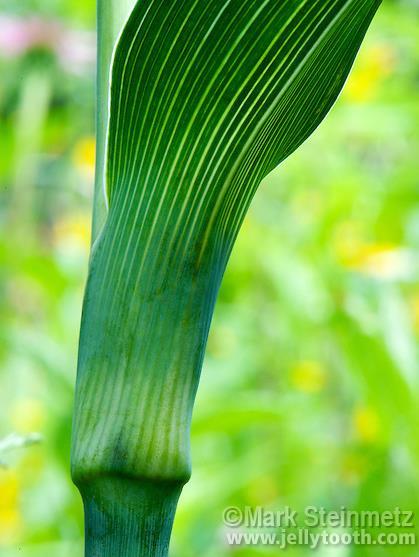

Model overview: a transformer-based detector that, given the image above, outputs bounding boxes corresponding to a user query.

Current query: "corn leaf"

[72,0,381,485]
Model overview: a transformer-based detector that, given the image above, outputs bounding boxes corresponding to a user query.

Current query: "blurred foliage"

[0,1,418,556]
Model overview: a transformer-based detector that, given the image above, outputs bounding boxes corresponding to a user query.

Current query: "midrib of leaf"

[72,0,381,554]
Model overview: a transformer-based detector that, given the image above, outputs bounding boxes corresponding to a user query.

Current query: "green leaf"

[72,0,381,486]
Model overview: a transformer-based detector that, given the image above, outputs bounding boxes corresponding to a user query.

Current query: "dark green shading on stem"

[81,478,182,557]
[72,0,381,555]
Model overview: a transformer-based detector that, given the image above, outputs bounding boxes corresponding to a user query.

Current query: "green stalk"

[92,0,136,242]
[81,478,181,557]
[72,1,381,556]
[82,2,184,554]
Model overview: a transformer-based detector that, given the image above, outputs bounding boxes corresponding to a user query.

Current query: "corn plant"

[71,0,381,555]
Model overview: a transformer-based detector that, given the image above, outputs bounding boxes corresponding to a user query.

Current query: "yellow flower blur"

[0,470,22,545]
[353,406,381,443]
[291,361,327,394]
[345,43,396,103]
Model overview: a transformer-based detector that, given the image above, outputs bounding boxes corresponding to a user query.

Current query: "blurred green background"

[0,1,418,556]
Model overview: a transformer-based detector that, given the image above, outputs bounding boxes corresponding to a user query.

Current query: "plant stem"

[72,252,213,555]
[80,477,182,557]
[92,0,135,243]
[78,3,186,556]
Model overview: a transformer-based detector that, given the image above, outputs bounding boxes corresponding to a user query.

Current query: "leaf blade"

[72,0,381,482]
